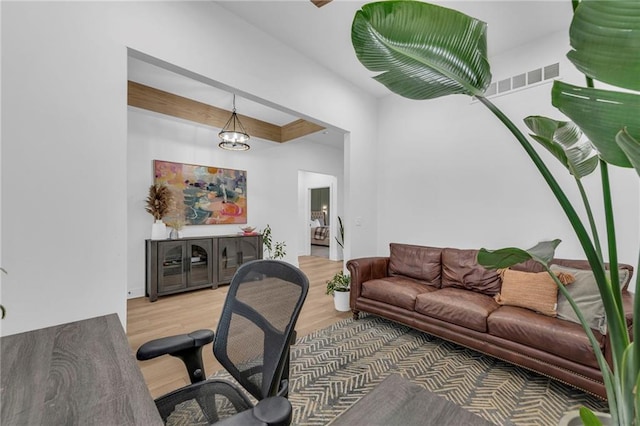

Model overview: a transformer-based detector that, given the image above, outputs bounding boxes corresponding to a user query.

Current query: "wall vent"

[474,62,561,102]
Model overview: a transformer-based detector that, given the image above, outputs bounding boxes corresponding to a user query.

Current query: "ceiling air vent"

[475,62,561,101]
[528,68,543,85]
[544,63,560,79]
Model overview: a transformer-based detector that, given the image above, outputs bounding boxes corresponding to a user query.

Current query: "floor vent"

[476,62,560,100]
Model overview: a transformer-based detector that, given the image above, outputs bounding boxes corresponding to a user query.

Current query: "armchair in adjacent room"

[137,259,309,425]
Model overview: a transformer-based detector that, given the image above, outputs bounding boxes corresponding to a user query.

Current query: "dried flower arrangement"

[145,183,172,221]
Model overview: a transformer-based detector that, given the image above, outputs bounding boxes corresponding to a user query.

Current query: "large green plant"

[352,1,640,425]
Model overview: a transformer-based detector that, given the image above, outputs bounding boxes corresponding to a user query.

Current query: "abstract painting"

[154,160,247,225]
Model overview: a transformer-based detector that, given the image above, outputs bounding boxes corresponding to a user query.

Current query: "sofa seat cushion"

[362,276,437,310]
[488,306,603,368]
[414,288,500,332]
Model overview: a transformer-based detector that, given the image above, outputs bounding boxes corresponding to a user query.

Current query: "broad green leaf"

[525,116,598,178]
[477,239,561,269]
[569,1,640,91]
[552,81,640,167]
[579,407,603,426]
[616,128,640,178]
[351,1,491,99]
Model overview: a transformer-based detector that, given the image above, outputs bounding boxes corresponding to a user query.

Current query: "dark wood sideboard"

[1,314,163,425]
[146,234,263,301]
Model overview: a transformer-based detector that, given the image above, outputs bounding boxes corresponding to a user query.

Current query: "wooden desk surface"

[1,314,163,425]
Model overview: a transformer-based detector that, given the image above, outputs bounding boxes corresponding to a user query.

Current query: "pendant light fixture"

[218,94,250,151]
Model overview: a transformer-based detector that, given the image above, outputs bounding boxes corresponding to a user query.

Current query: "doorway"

[298,171,340,261]
[310,187,330,258]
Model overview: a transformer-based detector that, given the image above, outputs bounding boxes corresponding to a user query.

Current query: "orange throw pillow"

[495,269,574,317]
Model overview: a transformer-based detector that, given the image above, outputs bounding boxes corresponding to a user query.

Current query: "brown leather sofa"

[346,243,634,399]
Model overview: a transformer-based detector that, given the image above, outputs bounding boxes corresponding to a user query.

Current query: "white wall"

[2,2,128,336]
[376,30,639,291]
[1,1,378,335]
[128,108,345,297]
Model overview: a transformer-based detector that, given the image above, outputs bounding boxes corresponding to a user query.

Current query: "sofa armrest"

[347,257,390,305]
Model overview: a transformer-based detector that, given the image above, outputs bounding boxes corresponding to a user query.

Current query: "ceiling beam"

[128,81,325,143]
[311,0,332,8]
[281,119,325,142]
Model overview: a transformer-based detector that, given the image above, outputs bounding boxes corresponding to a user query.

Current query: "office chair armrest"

[215,396,292,426]
[137,329,214,360]
[137,329,215,384]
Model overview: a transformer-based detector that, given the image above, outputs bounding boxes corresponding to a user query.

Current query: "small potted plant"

[261,224,286,260]
[326,271,351,312]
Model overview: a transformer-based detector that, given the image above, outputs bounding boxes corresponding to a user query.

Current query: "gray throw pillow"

[551,264,628,335]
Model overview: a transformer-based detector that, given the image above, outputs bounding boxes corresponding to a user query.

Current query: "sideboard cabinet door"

[157,241,187,294]
[217,235,262,284]
[186,239,213,288]
[146,238,216,302]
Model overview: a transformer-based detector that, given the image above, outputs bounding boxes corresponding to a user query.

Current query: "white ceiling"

[218,0,574,98]
[129,1,574,146]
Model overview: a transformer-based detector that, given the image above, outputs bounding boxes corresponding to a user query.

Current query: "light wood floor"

[127,256,350,398]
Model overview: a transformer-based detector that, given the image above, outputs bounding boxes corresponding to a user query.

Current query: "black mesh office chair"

[137,259,309,425]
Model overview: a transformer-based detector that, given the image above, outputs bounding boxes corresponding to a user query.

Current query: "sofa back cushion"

[495,269,573,317]
[441,248,501,296]
[513,258,634,290]
[551,264,630,334]
[552,259,634,290]
[388,243,442,287]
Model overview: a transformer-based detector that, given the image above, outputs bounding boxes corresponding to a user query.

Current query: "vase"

[558,410,611,426]
[169,228,180,240]
[334,290,350,312]
[151,220,167,240]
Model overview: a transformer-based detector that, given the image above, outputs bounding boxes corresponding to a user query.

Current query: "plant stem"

[576,178,603,261]
[634,250,640,393]
[597,164,629,423]
[600,162,624,317]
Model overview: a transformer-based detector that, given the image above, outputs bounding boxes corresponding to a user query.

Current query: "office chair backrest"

[213,259,309,401]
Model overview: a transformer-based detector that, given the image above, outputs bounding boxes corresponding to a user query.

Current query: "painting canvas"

[154,160,247,225]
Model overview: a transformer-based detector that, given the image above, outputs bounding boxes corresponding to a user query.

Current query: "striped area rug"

[288,314,607,426]
[168,314,607,425]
